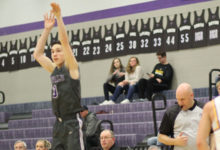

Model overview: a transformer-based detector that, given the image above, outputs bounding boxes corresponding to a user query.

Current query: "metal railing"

[209,69,220,101]
[0,91,5,104]
[135,93,168,148]
[151,93,167,136]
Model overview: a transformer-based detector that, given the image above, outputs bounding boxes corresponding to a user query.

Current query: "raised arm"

[51,3,79,79]
[34,12,56,73]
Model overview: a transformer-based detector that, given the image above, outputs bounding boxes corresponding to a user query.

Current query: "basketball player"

[197,96,220,150]
[34,3,84,150]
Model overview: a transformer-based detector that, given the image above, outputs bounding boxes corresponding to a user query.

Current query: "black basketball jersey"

[115,21,127,56]
[207,7,220,45]
[152,17,164,52]
[192,9,207,48]
[179,12,193,50]
[127,19,139,54]
[81,28,93,61]
[139,18,151,53]
[102,24,115,58]
[70,29,81,61]
[19,38,29,69]
[164,14,179,51]
[92,26,103,60]
[28,36,40,67]
[51,65,82,116]
[0,42,9,72]
[8,40,19,71]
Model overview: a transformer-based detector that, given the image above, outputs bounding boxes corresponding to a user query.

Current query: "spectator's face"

[129,57,137,67]
[36,141,47,150]
[100,130,115,150]
[113,59,121,69]
[157,55,166,64]
[80,110,88,118]
[14,142,26,150]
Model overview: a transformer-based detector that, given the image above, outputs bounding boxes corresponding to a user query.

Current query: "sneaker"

[132,99,138,102]
[132,99,141,102]
[107,100,115,105]
[139,98,149,102]
[120,99,130,104]
[99,100,109,105]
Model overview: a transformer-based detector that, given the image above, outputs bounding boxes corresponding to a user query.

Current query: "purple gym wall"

[0,0,210,36]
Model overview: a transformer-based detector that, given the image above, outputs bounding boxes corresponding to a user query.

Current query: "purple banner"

[0,0,211,36]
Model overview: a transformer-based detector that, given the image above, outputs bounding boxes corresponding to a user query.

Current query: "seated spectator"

[148,145,161,150]
[14,140,27,150]
[138,50,173,100]
[35,139,51,150]
[80,105,100,149]
[106,56,144,104]
[158,83,204,150]
[100,58,125,105]
[100,129,120,150]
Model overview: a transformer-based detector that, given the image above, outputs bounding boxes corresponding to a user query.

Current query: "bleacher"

[0,87,211,150]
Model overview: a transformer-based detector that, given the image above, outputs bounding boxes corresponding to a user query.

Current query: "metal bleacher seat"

[0,112,10,123]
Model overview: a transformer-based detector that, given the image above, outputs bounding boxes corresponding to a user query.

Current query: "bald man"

[100,129,120,150]
[197,96,220,150]
[158,83,204,150]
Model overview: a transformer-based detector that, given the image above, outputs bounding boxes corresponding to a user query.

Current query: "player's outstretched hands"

[51,2,61,18]
[44,12,55,30]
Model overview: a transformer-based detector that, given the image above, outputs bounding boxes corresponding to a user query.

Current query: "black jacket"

[102,144,120,150]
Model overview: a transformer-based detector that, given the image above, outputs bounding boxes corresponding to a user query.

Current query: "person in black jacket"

[138,50,173,100]
[100,129,120,150]
[80,106,100,149]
